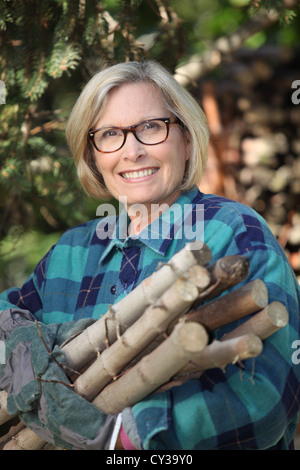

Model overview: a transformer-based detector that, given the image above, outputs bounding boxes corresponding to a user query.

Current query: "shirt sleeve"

[129,205,300,450]
[0,246,54,318]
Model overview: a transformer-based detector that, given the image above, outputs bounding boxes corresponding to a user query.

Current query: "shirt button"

[110,285,117,295]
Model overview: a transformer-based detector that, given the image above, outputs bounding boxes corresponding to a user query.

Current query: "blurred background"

[1,0,300,291]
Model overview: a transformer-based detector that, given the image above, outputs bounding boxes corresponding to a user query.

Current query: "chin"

[122,192,156,206]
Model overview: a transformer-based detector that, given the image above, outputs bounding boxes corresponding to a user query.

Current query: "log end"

[175,278,200,302]
[188,242,212,266]
[186,265,211,290]
[216,255,250,282]
[176,322,209,354]
[251,279,269,308]
[268,302,289,328]
[242,333,263,358]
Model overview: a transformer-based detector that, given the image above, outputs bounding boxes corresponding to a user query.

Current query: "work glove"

[0,308,118,449]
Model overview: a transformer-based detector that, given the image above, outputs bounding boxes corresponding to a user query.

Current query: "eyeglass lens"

[92,119,168,152]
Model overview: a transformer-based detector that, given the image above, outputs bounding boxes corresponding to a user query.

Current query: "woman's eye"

[143,121,159,131]
[102,129,122,138]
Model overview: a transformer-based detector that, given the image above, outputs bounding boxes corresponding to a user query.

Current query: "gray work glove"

[0,308,117,449]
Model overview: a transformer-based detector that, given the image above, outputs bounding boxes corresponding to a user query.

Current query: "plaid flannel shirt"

[1,186,300,449]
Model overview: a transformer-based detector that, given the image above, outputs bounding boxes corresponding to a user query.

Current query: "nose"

[121,131,147,161]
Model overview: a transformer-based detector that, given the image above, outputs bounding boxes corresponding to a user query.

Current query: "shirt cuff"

[120,424,137,450]
[121,407,142,450]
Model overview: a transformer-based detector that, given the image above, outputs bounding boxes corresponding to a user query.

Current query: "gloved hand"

[0,308,118,449]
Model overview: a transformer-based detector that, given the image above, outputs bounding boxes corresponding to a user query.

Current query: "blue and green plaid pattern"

[1,185,300,449]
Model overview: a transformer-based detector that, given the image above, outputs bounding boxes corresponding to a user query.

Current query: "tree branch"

[173,10,279,87]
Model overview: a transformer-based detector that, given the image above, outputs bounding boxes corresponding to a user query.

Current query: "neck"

[126,191,182,236]
[127,203,161,236]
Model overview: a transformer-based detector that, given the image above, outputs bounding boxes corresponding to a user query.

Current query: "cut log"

[187,279,268,330]
[2,427,47,450]
[62,241,212,371]
[92,321,209,415]
[203,254,250,301]
[156,333,263,392]
[176,334,263,375]
[221,301,289,341]
[0,390,11,426]
[183,264,211,292]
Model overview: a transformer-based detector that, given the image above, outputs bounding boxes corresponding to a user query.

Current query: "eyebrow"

[95,115,167,129]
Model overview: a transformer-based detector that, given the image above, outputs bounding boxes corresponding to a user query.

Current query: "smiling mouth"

[120,168,159,179]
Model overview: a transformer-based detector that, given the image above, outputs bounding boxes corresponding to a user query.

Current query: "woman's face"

[93,82,190,212]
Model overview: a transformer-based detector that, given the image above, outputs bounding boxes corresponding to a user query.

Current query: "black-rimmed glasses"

[88,117,181,153]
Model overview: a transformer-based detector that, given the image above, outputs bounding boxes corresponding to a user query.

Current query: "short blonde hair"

[66,60,209,200]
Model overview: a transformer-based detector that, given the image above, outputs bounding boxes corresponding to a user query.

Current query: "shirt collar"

[98,185,201,263]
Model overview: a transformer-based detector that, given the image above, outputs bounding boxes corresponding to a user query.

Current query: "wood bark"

[176,334,263,375]
[187,278,268,330]
[156,333,263,392]
[221,301,289,341]
[73,271,207,401]
[0,390,10,426]
[203,254,250,301]
[2,426,47,450]
[91,321,209,415]
[62,241,211,371]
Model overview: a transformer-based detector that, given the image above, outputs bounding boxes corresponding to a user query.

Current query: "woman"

[0,60,300,450]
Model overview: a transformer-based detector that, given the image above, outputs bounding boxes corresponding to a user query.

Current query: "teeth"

[121,168,158,179]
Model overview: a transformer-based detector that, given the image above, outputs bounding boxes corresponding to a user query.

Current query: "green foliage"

[249,0,299,24]
[0,228,63,290]
[0,0,188,241]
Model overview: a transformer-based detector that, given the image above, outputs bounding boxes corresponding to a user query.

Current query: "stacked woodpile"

[0,242,288,450]
[199,45,300,283]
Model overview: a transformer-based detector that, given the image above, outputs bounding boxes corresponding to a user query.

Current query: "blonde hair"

[66,60,209,200]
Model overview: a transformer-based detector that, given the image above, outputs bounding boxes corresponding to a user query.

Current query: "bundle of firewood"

[0,241,289,450]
